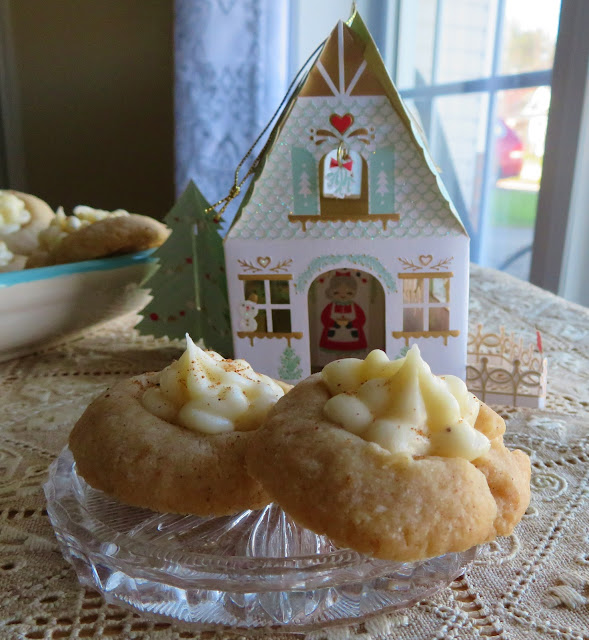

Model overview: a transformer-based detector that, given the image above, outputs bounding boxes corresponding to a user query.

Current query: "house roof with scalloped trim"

[227,11,467,241]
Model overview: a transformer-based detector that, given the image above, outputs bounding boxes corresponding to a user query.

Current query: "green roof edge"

[348,11,468,236]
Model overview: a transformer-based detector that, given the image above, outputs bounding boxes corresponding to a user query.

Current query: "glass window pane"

[396,0,496,89]
[403,278,423,304]
[255,309,267,333]
[429,307,450,331]
[429,277,450,303]
[484,86,551,280]
[270,280,290,304]
[403,308,423,331]
[272,309,291,333]
[397,0,560,87]
[500,0,560,75]
[384,0,560,284]
[430,92,490,235]
[244,280,265,304]
[435,2,495,84]
[411,0,438,86]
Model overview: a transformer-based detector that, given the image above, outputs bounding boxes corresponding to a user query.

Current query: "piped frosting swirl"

[322,345,488,461]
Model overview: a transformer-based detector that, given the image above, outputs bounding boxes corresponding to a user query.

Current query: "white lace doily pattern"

[0,264,588,639]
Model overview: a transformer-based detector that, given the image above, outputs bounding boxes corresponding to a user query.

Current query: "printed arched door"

[308,268,385,371]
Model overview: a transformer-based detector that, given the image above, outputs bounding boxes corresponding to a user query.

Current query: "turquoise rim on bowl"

[0,249,157,289]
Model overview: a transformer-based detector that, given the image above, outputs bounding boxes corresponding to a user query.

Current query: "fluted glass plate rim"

[44,449,418,580]
[44,446,477,623]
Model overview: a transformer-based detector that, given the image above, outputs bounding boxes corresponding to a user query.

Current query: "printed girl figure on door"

[319,271,367,351]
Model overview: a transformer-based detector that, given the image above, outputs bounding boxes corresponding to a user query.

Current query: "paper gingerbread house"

[224,12,469,383]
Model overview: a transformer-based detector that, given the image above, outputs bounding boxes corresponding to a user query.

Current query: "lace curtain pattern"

[174,0,289,226]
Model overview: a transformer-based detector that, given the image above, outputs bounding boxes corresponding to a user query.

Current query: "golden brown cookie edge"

[69,372,270,516]
[247,374,530,562]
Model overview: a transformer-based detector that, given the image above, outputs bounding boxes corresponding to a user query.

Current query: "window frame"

[393,271,460,345]
[237,274,303,346]
[530,0,589,303]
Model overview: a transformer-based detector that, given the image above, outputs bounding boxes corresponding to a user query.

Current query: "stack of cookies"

[0,191,55,271]
[0,190,169,272]
[69,338,531,562]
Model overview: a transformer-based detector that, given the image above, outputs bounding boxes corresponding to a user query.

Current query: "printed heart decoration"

[419,255,433,266]
[257,256,271,268]
[330,113,354,135]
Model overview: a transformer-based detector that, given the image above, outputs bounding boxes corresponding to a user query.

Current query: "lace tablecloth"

[0,264,588,639]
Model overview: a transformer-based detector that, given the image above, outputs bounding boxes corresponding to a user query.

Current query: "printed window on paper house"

[290,143,398,228]
[237,275,302,346]
[394,273,460,346]
[322,147,364,200]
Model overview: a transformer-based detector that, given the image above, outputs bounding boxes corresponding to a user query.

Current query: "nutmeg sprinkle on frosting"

[141,334,285,434]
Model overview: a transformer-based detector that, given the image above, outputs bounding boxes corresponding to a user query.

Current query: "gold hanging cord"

[204,37,340,221]
[205,5,358,221]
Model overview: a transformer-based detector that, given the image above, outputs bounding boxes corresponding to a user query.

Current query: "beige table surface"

[0,264,588,639]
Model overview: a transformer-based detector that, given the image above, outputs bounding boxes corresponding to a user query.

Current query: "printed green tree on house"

[377,170,389,196]
[136,181,233,357]
[278,345,302,382]
[298,170,312,197]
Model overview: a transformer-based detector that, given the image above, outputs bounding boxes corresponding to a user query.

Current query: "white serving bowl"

[0,250,157,362]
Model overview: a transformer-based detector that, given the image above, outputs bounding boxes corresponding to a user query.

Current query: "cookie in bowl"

[0,241,27,273]
[69,335,291,516]
[27,205,169,268]
[0,190,55,259]
[246,345,531,562]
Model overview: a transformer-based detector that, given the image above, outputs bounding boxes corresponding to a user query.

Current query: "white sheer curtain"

[174,0,291,226]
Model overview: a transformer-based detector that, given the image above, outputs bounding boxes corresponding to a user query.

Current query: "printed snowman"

[238,297,258,331]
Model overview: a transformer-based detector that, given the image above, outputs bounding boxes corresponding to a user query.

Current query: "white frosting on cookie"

[322,345,488,461]
[38,205,130,251]
[142,335,286,434]
[0,192,30,234]
[0,241,14,267]
[72,205,130,222]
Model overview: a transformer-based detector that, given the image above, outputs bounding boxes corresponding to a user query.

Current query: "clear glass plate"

[44,447,476,631]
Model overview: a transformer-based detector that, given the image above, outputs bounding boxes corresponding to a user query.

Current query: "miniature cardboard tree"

[136,181,233,356]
